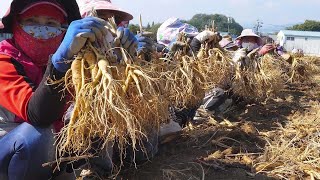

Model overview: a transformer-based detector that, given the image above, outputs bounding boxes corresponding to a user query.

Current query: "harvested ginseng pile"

[55,22,225,169]
[254,102,320,179]
[232,52,287,100]
[286,55,320,83]
[154,32,226,110]
[162,54,205,109]
[197,47,234,90]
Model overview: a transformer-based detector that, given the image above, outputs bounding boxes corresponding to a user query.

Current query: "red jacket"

[0,39,65,131]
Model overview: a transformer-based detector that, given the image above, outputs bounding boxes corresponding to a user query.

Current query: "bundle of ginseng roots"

[254,102,320,179]
[231,51,288,100]
[208,48,320,101]
[286,55,320,83]
[231,52,319,101]
[196,45,293,101]
[55,26,227,168]
[55,23,320,171]
[56,40,170,163]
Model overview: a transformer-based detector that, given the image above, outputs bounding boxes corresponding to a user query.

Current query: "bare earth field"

[118,64,320,180]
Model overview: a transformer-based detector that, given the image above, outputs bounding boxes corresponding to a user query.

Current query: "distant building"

[277,30,320,56]
[0,33,12,41]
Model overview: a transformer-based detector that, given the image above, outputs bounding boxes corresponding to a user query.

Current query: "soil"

[117,74,320,179]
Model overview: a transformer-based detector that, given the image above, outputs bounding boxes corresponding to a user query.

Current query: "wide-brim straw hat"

[236,29,263,46]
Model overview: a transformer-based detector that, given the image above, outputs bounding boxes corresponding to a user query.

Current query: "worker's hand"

[258,44,276,56]
[114,27,138,58]
[52,17,108,72]
[136,34,154,61]
[194,30,221,43]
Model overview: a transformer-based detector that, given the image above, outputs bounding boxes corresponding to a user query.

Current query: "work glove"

[174,106,199,127]
[258,43,276,55]
[155,43,169,53]
[136,34,154,61]
[113,27,138,59]
[52,17,108,72]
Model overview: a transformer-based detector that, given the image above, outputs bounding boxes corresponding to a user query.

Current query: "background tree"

[129,23,162,40]
[129,13,244,41]
[187,14,243,35]
[146,23,151,29]
[287,20,320,31]
[128,24,140,34]
[145,23,162,40]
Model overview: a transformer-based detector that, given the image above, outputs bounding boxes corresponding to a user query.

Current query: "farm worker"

[0,0,135,179]
[275,41,285,55]
[190,30,222,53]
[77,0,154,61]
[156,17,199,53]
[156,17,221,54]
[0,0,80,179]
[235,29,262,52]
[233,29,274,67]
[233,29,277,63]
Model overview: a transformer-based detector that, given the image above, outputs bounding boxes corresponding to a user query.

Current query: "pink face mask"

[12,21,65,66]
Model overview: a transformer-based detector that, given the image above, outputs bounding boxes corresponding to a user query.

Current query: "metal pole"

[227,17,230,34]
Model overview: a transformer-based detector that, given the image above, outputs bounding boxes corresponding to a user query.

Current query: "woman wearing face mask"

[197,30,262,117]
[77,0,154,61]
[0,0,111,179]
[235,29,262,52]
[232,29,278,68]
[235,29,276,57]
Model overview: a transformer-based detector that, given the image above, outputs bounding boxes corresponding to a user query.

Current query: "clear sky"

[111,0,320,27]
[1,0,319,27]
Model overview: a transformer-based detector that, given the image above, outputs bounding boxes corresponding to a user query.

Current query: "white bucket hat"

[77,0,133,21]
[236,29,262,46]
